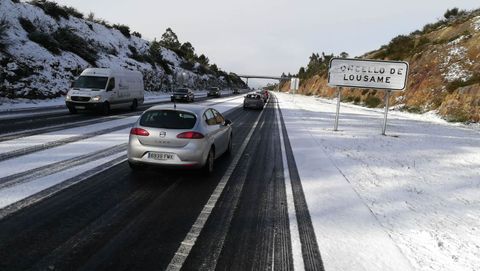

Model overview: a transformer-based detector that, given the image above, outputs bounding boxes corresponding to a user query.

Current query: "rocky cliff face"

[282,9,480,122]
[0,0,245,100]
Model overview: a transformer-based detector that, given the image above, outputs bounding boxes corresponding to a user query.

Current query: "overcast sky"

[53,0,479,87]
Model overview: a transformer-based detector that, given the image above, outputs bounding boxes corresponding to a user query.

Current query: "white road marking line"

[275,95,305,270]
[166,105,266,271]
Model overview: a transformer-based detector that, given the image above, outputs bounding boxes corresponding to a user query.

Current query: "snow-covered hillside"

[0,0,244,100]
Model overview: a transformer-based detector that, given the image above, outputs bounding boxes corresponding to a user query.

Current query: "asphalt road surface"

[0,94,324,270]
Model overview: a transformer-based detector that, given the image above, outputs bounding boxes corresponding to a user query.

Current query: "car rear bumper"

[127,137,209,168]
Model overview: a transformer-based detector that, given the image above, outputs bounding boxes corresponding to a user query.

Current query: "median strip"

[0,124,133,162]
[0,143,127,190]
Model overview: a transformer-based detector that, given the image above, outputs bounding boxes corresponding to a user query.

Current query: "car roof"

[146,104,211,115]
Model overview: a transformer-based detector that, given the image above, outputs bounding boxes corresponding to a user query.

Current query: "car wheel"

[130,99,138,111]
[226,134,233,155]
[101,102,110,115]
[203,147,215,174]
[68,107,77,114]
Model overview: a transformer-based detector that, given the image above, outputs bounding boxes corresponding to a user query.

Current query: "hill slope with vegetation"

[282,8,480,122]
[0,0,245,100]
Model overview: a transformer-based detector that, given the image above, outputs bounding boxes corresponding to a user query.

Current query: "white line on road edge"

[275,95,305,270]
[166,105,266,271]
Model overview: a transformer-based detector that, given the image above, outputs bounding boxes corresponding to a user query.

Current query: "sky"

[53,0,480,87]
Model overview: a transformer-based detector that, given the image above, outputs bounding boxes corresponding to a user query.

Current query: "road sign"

[290,78,299,91]
[328,58,409,91]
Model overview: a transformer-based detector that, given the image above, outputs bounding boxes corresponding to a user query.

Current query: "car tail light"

[177,131,204,139]
[130,128,150,136]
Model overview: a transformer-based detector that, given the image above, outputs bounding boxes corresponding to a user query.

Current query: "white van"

[65,68,144,114]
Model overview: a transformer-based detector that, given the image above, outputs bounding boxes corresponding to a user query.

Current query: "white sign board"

[290,77,300,91]
[328,58,408,91]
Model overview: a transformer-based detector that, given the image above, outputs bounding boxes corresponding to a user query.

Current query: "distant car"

[232,89,240,94]
[128,104,233,174]
[256,90,268,103]
[243,94,264,110]
[171,88,194,103]
[207,87,221,97]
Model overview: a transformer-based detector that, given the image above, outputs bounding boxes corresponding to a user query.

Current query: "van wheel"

[203,148,215,174]
[68,107,77,114]
[101,102,110,115]
[130,99,138,111]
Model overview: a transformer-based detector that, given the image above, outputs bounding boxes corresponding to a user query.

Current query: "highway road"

[0,92,324,271]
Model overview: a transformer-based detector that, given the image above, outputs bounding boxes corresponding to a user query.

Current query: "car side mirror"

[224,119,232,126]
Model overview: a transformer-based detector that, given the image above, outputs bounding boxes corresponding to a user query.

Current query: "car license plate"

[75,106,85,109]
[175,95,181,98]
[148,152,173,160]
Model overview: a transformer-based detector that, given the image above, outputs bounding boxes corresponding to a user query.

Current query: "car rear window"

[140,110,197,129]
[246,94,260,99]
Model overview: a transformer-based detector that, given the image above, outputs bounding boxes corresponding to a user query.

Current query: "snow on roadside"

[276,92,480,271]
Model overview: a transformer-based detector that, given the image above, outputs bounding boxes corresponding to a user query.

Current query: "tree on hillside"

[298,67,306,79]
[160,27,181,51]
[197,54,209,66]
[210,64,219,73]
[444,8,459,19]
[340,52,349,58]
[180,41,196,62]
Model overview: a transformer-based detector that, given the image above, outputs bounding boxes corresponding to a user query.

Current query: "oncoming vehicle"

[232,88,240,94]
[128,104,233,173]
[207,87,221,97]
[171,88,195,103]
[65,68,144,114]
[243,93,264,110]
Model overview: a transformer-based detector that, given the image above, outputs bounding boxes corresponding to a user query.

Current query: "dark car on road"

[243,94,264,110]
[232,88,240,94]
[171,88,195,103]
[256,90,268,103]
[207,87,221,98]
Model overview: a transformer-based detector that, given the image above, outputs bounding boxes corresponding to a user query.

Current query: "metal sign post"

[328,58,409,135]
[382,90,391,135]
[334,87,342,131]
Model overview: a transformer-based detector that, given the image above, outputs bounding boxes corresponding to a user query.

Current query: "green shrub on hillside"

[128,45,147,63]
[53,28,98,65]
[28,31,60,54]
[29,0,83,20]
[377,35,415,60]
[29,0,68,20]
[132,31,142,38]
[446,74,480,92]
[0,18,10,50]
[148,39,173,74]
[19,17,36,33]
[113,24,130,38]
[365,96,382,108]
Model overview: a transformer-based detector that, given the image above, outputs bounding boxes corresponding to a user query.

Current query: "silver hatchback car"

[128,104,233,173]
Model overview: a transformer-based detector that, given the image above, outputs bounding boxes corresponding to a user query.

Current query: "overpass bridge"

[237,74,292,87]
